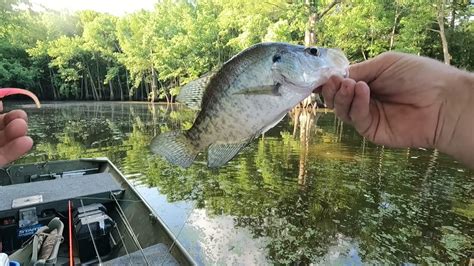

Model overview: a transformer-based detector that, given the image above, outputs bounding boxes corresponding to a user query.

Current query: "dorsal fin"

[176,72,214,110]
[176,43,286,112]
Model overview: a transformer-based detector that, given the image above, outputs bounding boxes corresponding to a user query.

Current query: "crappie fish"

[151,42,349,168]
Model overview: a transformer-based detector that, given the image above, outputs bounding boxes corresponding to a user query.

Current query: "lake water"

[9,101,473,265]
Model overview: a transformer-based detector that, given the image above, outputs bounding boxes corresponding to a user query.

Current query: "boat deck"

[0,173,122,213]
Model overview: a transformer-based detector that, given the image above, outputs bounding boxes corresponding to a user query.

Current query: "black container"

[73,203,115,262]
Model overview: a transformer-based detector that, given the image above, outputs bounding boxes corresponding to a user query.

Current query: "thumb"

[349,52,403,83]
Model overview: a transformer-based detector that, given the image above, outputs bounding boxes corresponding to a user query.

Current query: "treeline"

[0,0,473,102]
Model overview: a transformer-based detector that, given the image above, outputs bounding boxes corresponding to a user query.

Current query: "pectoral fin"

[233,83,281,96]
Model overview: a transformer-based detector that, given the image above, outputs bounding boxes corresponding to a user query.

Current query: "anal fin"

[207,138,253,168]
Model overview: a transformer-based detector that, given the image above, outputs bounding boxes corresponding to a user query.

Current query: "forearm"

[436,70,474,168]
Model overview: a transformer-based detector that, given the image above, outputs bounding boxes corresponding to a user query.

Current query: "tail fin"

[150,131,199,168]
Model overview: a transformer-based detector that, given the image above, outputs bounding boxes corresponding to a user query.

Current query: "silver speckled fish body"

[151,42,349,168]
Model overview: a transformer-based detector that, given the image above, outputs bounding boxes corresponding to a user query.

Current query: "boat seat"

[103,243,180,266]
[9,217,64,266]
[0,173,123,216]
[32,217,64,265]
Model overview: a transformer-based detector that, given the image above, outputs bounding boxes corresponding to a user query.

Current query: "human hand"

[0,102,33,166]
[318,52,474,166]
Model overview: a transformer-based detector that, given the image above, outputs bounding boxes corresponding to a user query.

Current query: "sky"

[30,0,156,16]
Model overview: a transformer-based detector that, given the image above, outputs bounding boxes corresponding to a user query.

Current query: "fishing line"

[110,192,150,266]
[80,199,103,265]
[113,218,133,265]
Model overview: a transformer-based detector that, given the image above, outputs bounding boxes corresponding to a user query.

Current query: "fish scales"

[189,46,274,146]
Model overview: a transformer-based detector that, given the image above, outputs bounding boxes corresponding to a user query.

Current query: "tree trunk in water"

[86,65,99,101]
[96,60,102,100]
[90,75,99,101]
[84,75,90,100]
[151,66,158,103]
[37,81,44,100]
[107,64,115,100]
[117,75,124,101]
[80,77,84,99]
[144,79,150,100]
[109,81,114,101]
[97,80,103,100]
[140,79,145,100]
[49,69,57,100]
[125,70,131,100]
[437,0,450,65]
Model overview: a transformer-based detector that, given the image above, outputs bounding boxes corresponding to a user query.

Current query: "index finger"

[0,110,28,130]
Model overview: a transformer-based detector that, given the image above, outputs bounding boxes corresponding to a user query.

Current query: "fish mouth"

[327,48,349,70]
[0,88,41,108]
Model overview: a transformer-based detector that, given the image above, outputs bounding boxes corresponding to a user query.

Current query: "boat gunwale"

[84,157,197,266]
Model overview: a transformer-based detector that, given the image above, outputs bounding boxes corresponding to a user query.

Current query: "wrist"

[436,70,474,167]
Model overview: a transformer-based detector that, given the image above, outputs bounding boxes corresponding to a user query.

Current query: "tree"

[304,0,341,46]
[436,0,451,64]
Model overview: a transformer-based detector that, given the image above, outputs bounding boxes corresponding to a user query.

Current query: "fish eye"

[272,54,281,63]
[306,47,320,56]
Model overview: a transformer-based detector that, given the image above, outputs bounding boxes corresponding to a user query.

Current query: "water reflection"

[288,107,321,186]
[8,101,473,265]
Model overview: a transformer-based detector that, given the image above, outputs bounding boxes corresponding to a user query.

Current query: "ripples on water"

[8,101,473,265]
